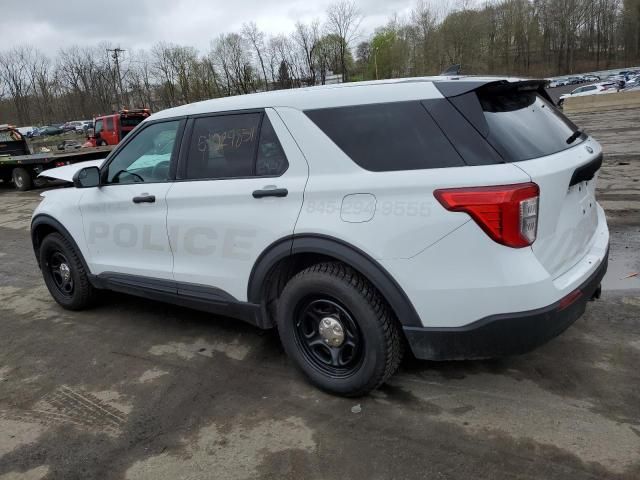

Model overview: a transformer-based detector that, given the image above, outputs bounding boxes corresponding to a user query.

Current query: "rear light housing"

[434,183,539,248]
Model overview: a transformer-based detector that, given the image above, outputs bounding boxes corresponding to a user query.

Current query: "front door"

[79,119,183,279]
[166,109,308,301]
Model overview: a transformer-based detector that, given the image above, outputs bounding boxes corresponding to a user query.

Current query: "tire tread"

[40,233,97,310]
[284,262,403,395]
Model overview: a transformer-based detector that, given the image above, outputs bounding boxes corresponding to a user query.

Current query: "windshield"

[477,89,583,161]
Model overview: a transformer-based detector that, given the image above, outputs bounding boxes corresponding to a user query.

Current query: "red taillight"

[434,183,539,248]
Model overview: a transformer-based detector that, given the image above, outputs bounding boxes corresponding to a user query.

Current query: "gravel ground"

[0,105,638,480]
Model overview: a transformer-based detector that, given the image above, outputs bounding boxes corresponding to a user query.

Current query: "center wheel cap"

[319,317,345,347]
[60,263,71,281]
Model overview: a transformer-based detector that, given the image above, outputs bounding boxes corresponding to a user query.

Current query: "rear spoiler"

[435,79,551,99]
[440,64,462,76]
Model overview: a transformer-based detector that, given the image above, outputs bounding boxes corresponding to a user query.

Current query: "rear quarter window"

[305,101,465,172]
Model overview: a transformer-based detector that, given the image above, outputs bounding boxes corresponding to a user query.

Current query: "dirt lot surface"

[0,108,638,479]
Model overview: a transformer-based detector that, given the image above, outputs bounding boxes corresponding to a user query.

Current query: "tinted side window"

[423,99,504,166]
[106,121,180,184]
[256,116,288,176]
[106,117,114,131]
[185,113,261,179]
[94,119,103,134]
[305,102,464,171]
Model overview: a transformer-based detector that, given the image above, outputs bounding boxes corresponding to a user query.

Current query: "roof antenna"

[440,64,461,76]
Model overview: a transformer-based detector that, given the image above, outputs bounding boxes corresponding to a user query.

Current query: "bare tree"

[293,20,321,85]
[0,46,34,125]
[242,22,270,91]
[325,1,362,81]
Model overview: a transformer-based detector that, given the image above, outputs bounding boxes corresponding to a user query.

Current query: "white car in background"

[558,82,618,106]
[17,126,37,137]
[623,76,639,89]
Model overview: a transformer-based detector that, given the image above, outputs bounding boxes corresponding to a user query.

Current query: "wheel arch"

[247,234,423,328]
[31,214,91,274]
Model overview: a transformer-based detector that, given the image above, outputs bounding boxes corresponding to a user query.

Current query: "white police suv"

[32,77,609,396]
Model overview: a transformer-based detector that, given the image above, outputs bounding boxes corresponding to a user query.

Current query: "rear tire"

[12,167,33,191]
[40,233,97,310]
[277,262,403,396]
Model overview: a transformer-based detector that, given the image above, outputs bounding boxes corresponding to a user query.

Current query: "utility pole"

[374,46,379,80]
[107,47,126,108]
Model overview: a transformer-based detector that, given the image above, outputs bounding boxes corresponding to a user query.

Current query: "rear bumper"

[404,247,608,360]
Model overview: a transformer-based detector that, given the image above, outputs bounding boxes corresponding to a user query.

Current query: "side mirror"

[73,166,100,188]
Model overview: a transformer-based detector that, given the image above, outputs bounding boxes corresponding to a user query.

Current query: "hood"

[38,159,105,182]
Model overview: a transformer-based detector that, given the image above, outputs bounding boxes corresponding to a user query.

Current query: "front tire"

[277,263,403,396]
[40,233,96,310]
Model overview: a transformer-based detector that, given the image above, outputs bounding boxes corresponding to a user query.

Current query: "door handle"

[252,188,288,199]
[132,194,156,204]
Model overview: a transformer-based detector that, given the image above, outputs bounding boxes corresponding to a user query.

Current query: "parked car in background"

[16,126,37,137]
[583,74,601,81]
[38,125,64,137]
[623,76,639,89]
[63,121,86,132]
[558,82,618,106]
[567,76,584,85]
[80,120,93,133]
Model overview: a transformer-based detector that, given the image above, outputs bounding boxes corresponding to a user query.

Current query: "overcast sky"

[4,0,430,57]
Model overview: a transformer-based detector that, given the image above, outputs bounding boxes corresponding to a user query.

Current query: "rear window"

[477,89,582,161]
[305,102,464,172]
[0,130,22,142]
[122,116,144,128]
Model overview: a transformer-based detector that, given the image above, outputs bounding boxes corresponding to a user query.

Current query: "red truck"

[88,108,151,147]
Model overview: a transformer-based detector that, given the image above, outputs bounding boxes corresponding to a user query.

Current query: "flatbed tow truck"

[0,124,113,191]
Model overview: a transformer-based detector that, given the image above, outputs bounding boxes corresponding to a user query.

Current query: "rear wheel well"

[260,252,401,331]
